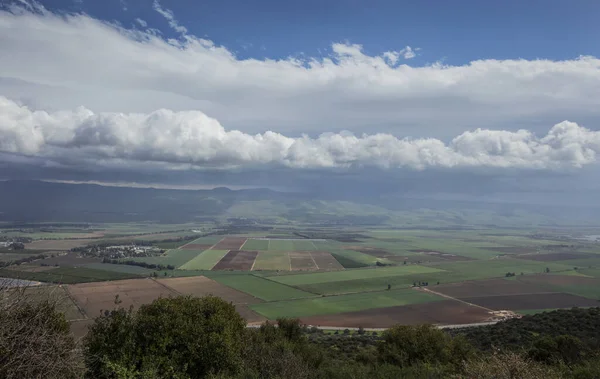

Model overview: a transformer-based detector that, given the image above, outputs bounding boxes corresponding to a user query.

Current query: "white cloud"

[400,46,416,59]
[0,4,599,145]
[134,18,147,27]
[152,0,187,34]
[1,96,598,172]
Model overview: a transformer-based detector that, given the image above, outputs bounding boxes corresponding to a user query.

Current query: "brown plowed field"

[516,274,600,287]
[515,252,595,261]
[435,278,551,298]
[67,278,176,318]
[180,244,212,250]
[290,252,317,271]
[212,250,258,270]
[312,251,344,270]
[300,300,492,328]
[156,276,261,305]
[463,293,600,311]
[235,304,267,324]
[212,237,248,250]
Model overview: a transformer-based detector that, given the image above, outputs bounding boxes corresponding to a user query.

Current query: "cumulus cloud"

[0,4,599,139]
[1,96,598,172]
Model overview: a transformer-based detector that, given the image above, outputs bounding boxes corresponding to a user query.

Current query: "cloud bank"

[0,3,599,139]
[1,96,598,172]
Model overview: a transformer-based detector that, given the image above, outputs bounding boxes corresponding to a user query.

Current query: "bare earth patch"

[300,300,492,328]
[67,278,176,318]
[290,252,317,271]
[434,278,551,298]
[156,276,261,305]
[212,237,248,250]
[212,250,258,270]
[462,293,600,311]
[312,251,344,271]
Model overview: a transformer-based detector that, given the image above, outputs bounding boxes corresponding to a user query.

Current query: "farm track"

[416,286,493,312]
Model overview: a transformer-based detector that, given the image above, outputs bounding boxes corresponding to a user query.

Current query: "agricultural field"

[211,274,316,301]
[4,224,600,331]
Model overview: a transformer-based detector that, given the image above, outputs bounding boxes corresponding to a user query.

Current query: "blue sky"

[1,0,600,200]
[43,0,600,64]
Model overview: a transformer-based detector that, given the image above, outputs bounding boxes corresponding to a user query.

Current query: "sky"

[1,0,600,204]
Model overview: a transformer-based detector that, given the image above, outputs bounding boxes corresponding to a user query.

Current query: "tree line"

[3,288,600,378]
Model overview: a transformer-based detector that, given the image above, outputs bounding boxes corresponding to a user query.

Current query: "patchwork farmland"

[5,226,600,334]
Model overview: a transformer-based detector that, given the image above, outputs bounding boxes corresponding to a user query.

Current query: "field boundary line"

[309,252,319,270]
[62,285,89,320]
[250,252,258,271]
[239,238,248,250]
[268,239,271,251]
[150,277,181,296]
[208,237,225,250]
[288,252,292,271]
[417,287,493,312]
[249,274,322,298]
[310,241,317,251]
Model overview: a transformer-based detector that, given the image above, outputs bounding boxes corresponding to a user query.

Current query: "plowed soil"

[212,250,258,270]
[434,278,550,298]
[156,276,261,305]
[312,251,344,270]
[300,300,492,328]
[67,278,175,318]
[463,293,599,310]
[212,237,248,250]
[290,252,317,271]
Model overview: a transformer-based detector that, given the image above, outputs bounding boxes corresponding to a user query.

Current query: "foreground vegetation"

[3,287,600,378]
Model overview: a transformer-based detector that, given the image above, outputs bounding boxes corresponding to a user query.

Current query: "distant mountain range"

[0,180,598,227]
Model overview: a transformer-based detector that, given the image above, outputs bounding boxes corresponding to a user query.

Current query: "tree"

[0,286,83,378]
[387,284,391,290]
[84,295,246,378]
[545,267,551,273]
[378,324,473,369]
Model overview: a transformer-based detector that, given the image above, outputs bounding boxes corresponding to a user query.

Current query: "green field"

[82,263,155,275]
[0,267,141,284]
[250,288,442,319]
[328,250,380,267]
[330,252,369,268]
[252,251,290,271]
[268,265,442,286]
[178,250,229,270]
[434,258,575,277]
[241,239,270,250]
[212,274,316,301]
[129,249,202,268]
[267,239,317,251]
[186,235,224,246]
